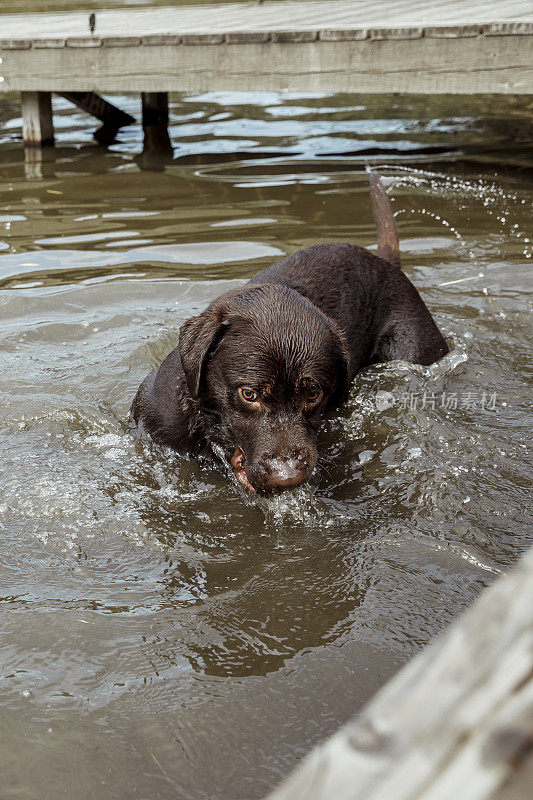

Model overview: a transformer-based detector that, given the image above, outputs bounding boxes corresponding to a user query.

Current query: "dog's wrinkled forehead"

[213,284,347,386]
[178,282,349,402]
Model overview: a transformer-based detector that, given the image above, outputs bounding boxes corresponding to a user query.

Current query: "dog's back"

[250,176,448,370]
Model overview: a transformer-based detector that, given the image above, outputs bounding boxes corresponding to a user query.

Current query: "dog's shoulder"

[131,347,209,456]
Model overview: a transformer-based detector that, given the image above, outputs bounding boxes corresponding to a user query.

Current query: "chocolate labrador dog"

[132,175,448,495]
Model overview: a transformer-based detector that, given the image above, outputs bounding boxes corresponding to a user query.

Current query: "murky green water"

[0,90,532,799]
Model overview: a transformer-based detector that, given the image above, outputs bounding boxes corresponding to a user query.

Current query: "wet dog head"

[178,284,349,495]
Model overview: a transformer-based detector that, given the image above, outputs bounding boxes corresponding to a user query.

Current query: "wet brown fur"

[131,176,448,494]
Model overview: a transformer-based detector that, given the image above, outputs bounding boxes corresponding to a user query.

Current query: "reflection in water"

[137,124,174,171]
[0,89,531,800]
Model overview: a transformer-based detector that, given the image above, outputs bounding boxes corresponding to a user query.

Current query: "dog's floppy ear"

[334,360,350,409]
[178,305,230,399]
[327,349,350,411]
[324,326,351,411]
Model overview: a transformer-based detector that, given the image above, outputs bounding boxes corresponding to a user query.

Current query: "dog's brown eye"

[239,387,258,403]
[305,387,322,404]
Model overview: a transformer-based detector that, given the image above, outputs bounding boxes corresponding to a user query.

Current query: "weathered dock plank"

[1,32,531,95]
[0,0,531,95]
[265,545,533,800]
[0,1,532,40]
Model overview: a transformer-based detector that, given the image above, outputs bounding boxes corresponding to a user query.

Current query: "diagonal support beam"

[58,91,135,128]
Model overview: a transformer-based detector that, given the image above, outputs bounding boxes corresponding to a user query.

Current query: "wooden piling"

[20,91,54,147]
[141,92,169,127]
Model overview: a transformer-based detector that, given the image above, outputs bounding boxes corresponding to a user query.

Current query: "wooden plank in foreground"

[266,546,533,800]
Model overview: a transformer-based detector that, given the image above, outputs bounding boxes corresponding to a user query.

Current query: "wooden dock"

[266,545,533,800]
[0,0,532,147]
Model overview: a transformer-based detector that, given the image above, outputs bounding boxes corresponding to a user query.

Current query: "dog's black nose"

[263,455,309,491]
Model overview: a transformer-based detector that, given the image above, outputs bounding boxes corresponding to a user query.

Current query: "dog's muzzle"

[232,446,313,495]
[261,455,310,492]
